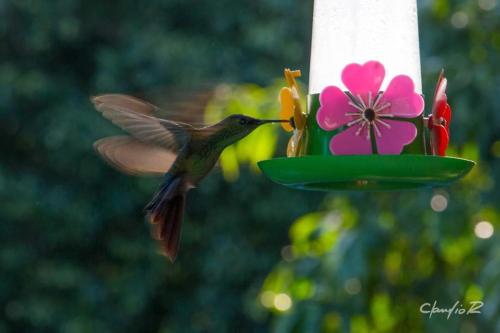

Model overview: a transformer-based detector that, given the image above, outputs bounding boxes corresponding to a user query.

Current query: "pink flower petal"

[379,75,424,118]
[317,86,356,131]
[375,120,417,154]
[330,124,372,155]
[341,61,385,98]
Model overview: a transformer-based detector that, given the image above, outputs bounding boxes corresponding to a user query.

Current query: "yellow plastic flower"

[279,69,307,157]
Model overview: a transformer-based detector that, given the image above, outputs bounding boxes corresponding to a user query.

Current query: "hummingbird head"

[212,114,288,148]
[227,114,263,127]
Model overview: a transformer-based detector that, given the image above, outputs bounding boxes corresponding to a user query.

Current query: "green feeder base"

[258,155,475,191]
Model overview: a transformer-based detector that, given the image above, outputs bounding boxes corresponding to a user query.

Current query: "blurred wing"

[92,94,192,152]
[144,87,217,124]
[92,94,159,115]
[94,136,176,175]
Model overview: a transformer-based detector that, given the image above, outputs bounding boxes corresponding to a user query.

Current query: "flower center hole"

[364,108,375,122]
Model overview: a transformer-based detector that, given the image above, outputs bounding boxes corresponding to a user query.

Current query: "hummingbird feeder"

[258,0,475,191]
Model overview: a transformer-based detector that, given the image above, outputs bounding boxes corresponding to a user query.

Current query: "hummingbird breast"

[174,138,223,186]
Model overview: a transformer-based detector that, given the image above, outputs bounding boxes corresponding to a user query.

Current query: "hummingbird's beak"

[257,119,291,125]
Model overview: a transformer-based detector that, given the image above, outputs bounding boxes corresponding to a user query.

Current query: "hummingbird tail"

[145,175,186,262]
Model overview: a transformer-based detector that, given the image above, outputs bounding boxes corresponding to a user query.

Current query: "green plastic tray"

[258,155,475,191]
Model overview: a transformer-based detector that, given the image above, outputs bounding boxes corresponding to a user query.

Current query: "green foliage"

[0,0,499,332]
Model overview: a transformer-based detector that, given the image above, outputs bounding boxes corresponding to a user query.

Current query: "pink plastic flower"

[316,61,424,155]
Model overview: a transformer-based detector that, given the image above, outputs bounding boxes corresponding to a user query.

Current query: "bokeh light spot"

[430,194,448,212]
[478,0,497,11]
[274,293,292,311]
[474,221,494,239]
[451,11,469,29]
[344,278,362,295]
[281,245,294,262]
[322,212,341,231]
[259,291,275,308]
[465,284,483,303]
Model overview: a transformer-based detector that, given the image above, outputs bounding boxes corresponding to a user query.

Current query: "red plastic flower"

[428,70,451,156]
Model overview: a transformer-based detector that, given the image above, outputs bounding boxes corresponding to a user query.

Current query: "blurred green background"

[1,0,499,332]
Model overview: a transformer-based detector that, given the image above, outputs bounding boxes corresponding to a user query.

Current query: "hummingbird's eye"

[239,118,247,125]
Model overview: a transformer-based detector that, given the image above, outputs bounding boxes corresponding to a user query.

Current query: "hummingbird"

[92,94,288,262]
